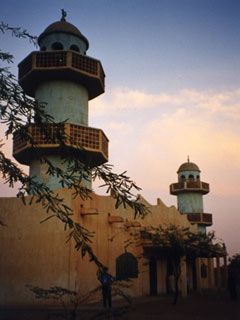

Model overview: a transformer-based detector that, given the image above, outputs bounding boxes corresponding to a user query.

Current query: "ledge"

[80,208,99,216]
[18,51,105,99]
[13,123,108,166]
[187,213,213,226]
[124,221,141,228]
[170,181,209,195]
[108,215,124,224]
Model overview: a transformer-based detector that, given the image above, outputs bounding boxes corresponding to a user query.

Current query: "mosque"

[0,14,227,307]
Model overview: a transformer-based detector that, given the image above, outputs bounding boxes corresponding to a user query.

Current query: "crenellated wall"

[0,189,200,307]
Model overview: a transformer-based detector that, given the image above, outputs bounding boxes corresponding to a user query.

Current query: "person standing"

[98,267,114,308]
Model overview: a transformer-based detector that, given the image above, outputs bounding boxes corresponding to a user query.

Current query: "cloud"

[1,86,240,254]
[91,88,240,196]
[108,121,133,133]
[90,87,240,123]
[136,107,240,196]
[2,87,240,199]
[90,86,240,255]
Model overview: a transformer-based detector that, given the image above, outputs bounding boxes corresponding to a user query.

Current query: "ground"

[125,291,240,320]
[0,291,239,319]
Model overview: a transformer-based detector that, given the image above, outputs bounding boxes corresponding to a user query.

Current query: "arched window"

[70,44,80,52]
[180,175,186,181]
[196,175,200,180]
[189,174,194,180]
[51,42,63,50]
[116,252,138,280]
[40,46,46,51]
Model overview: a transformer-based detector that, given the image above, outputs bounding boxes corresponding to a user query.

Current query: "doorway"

[192,260,197,290]
[149,256,157,295]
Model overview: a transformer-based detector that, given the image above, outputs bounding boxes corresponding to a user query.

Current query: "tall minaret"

[170,158,212,233]
[13,12,108,190]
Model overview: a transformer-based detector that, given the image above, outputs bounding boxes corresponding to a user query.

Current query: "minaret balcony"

[18,51,105,100]
[13,123,108,166]
[170,181,209,195]
[186,213,213,226]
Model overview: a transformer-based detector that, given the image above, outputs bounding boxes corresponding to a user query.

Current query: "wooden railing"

[19,51,105,87]
[187,213,212,225]
[13,123,108,161]
[170,180,209,193]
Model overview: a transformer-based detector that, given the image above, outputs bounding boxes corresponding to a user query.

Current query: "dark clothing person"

[102,283,112,308]
[98,268,114,308]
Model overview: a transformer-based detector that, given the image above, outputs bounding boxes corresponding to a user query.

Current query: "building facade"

[0,15,226,308]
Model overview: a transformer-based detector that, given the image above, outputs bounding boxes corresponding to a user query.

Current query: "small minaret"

[13,12,108,190]
[170,158,212,233]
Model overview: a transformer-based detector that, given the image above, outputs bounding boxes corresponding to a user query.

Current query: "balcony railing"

[18,51,105,99]
[170,180,209,194]
[13,123,108,165]
[187,213,213,226]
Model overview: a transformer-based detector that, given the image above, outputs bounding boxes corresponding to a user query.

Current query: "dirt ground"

[125,291,240,320]
[1,290,239,320]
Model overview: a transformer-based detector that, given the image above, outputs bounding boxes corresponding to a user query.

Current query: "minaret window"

[189,174,194,180]
[51,42,64,50]
[70,44,80,52]
[180,175,186,181]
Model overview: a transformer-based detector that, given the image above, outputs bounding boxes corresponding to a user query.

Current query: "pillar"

[207,258,214,289]
[223,256,228,288]
[195,258,202,291]
[216,256,221,288]
[180,256,187,297]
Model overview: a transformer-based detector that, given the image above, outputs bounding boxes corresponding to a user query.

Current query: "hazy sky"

[1,0,240,256]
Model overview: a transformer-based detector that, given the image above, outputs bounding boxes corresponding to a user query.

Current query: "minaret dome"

[38,17,89,54]
[177,160,201,182]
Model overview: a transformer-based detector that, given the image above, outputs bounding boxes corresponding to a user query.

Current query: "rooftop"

[177,158,200,173]
[38,11,89,49]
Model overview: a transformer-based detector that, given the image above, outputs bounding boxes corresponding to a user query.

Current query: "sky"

[1,0,240,256]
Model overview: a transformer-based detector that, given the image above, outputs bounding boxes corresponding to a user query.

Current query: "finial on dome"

[187,155,190,163]
[61,9,67,22]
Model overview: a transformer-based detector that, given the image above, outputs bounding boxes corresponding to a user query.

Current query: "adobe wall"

[0,190,74,307]
[0,189,201,307]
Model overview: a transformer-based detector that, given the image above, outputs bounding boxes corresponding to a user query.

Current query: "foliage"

[227,253,240,301]
[141,225,226,304]
[0,22,37,43]
[0,23,149,271]
[229,253,240,270]
[27,285,96,319]
[27,283,131,319]
[142,224,226,258]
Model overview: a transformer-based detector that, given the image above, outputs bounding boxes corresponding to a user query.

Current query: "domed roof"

[38,19,89,49]
[177,161,200,173]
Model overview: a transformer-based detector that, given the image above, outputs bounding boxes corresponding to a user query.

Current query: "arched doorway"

[116,252,138,280]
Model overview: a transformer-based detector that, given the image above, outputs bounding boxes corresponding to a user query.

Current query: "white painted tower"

[13,12,108,190]
[170,159,213,233]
